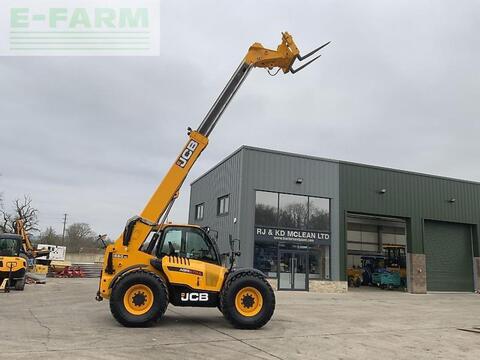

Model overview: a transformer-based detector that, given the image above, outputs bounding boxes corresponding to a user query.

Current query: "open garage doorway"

[346,213,407,291]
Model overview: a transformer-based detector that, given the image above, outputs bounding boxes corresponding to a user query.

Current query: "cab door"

[159,227,226,293]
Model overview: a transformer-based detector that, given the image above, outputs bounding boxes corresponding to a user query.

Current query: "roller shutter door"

[424,221,474,292]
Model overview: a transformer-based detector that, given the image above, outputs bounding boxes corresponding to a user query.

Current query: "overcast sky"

[1,0,479,239]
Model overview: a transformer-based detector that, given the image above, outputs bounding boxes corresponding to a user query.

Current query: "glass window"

[159,228,218,263]
[195,203,204,221]
[254,241,278,278]
[140,231,159,254]
[309,246,330,280]
[0,238,19,256]
[217,195,229,215]
[279,193,308,229]
[185,229,217,263]
[308,197,330,231]
[160,229,182,256]
[255,191,278,226]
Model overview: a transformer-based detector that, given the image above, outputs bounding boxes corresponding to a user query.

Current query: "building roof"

[191,145,480,187]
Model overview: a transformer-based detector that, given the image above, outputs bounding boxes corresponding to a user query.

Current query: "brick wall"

[407,253,427,294]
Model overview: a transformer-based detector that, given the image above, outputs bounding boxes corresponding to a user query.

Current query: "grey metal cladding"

[189,149,243,256]
[238,147,340,279]
[190,146,341,277]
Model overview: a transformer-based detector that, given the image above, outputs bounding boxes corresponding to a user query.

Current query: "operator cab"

[0,235,22,257]
[141,225,221,266]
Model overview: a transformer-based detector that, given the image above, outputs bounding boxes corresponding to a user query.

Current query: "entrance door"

[278,251,309,291]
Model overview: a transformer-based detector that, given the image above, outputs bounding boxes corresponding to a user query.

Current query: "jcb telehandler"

[96,32,330,329]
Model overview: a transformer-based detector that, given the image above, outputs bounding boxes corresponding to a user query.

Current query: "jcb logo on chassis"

[181,292,209,302]
[176,140,199,168]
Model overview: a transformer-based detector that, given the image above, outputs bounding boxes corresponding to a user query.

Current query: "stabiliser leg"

[0,278,9,292]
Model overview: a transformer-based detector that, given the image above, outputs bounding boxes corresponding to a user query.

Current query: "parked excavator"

[0,234,27,291]
[14,219,49,283]
[96,32,330,329]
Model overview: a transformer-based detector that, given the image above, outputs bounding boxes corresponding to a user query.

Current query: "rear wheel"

[110,270,168,327]
[220,270,275,329]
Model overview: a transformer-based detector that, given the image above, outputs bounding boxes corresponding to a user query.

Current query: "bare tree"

[12,196,39,233]
[0,196,39,234]
[38,227,62,246]
[0,209,12,233]
[65,223,96,252]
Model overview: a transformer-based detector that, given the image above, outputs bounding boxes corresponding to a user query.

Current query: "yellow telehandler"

[96,32,330,329]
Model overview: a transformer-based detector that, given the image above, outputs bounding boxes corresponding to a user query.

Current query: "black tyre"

[354,278,362,288]
[220,270,275,329]
[110,270,168,327]
[15,278,25,291]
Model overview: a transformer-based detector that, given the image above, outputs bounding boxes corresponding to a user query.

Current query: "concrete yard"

[1,279,479,360]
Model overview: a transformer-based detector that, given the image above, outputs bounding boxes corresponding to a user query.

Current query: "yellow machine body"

[99,223,227,300]
[0,234,27,291]
[96,32,329,328]
[0,256,27,274]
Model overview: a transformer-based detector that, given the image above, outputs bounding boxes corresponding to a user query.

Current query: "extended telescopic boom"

[120,32,330,251]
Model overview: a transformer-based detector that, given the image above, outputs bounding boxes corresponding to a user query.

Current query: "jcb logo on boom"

[176,140,198,168]
[181,292,209,302]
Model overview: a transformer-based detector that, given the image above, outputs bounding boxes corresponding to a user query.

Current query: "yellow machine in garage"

[96,32,330,329]
[384,245,407,286]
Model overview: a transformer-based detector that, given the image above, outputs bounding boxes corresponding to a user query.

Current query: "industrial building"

[189,146,480,293]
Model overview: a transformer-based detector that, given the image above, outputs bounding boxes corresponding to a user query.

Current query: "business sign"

[0,0,160,56]
[255,226,330,243]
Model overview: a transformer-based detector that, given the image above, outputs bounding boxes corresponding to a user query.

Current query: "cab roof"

[0,234,22,240]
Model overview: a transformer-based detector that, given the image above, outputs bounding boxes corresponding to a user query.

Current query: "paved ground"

[1,278,479,360]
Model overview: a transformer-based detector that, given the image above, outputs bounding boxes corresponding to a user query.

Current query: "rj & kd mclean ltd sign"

[255,226,330,243]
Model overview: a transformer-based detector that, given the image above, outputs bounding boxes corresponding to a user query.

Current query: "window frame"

[156,226,220,265]
[254,190,331,232]
[195,203,205,221]
[217,194,230,216]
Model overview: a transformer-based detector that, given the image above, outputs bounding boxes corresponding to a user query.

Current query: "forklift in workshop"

[96,32,330,329]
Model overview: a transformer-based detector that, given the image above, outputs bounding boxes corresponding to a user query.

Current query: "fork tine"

[297,41,331,61]
[290,55,322,74]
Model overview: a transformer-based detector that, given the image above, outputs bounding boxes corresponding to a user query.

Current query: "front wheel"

[15,278,25,291]
[220,270,275,329]
[110,270,168,327]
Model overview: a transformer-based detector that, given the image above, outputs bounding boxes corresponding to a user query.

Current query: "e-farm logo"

[0,0,160,56]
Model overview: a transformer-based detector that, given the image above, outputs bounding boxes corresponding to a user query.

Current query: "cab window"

[158,227,218,264]
[185,230,217,263]
[160,229,182,256]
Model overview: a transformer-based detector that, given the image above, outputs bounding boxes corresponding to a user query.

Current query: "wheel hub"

[123,284,154,315]
[241,294,255,309]
[235,287,263,317]
[132,292,147,307]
